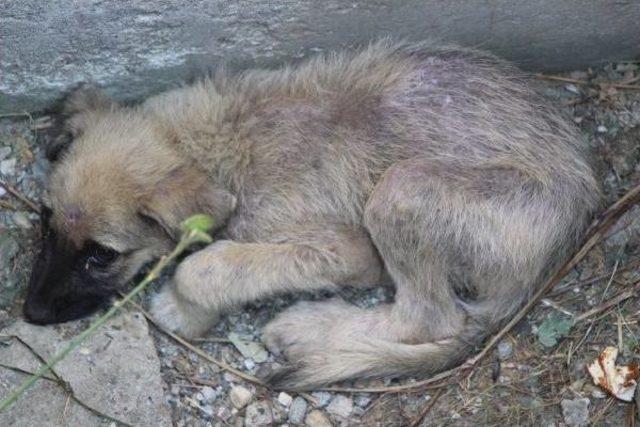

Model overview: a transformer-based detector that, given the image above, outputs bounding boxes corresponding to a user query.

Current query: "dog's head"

[24,86,236,324]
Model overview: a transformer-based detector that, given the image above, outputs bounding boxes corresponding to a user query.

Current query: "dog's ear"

[46,84,118,162]
[138,167,237,240]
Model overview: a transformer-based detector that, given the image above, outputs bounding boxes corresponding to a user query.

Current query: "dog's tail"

[267,317,488,390]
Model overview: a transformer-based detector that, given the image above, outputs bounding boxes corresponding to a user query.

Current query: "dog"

[24,40,601,389]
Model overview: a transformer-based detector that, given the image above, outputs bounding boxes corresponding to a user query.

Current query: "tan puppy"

[25,41,601,389]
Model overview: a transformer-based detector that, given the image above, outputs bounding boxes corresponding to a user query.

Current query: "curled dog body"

[25,41,601,389]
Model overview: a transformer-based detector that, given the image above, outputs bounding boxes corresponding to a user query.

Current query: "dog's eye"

[84,242,119,269]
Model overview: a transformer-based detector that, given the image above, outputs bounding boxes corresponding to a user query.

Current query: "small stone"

[195,392,205,401]
[229,332,269,363]
[0,158,16,175]
[354,395,371,407]
[311,391,332,408]
[0,186,5,197]
[0,147,11,161]
[326,395,353,418]
[217,406,232,421]
[288,396,308,424]
[565,84,580,94]
[201,404,214,417]
[596,125,608,133]
[305,410,333,427]
[278,392,293,407]
[230,385,254,409]
[561,398,590,427]
[497,341,513,360]
[245,401,273,426]
[201,386,217,401]
[244,358,256,370]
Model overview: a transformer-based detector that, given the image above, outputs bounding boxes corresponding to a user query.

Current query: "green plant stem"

[0,231,199,412]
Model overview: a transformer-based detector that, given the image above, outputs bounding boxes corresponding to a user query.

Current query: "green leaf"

[181,214,215,233]
[188,229,213,244]
[537,312,574,348]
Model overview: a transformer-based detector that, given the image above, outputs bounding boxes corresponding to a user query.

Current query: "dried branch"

[0,180,40,214]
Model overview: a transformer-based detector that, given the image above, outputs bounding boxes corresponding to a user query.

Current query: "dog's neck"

[144,81,258,196]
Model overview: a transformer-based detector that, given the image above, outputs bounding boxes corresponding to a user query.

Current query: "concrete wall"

[1,0,639,113]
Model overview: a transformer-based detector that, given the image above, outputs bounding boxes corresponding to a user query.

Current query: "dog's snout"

[23,299,56,325]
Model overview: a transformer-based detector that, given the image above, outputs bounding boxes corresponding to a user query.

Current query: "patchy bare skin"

[25,41,601,389]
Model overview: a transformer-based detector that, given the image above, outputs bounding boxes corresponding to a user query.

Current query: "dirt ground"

[0,61,639,426]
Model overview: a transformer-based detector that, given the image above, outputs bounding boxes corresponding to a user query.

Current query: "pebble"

[244,358,256,370]
[311,391,332,408]
[288,396,308,424]
[354,395,371,408]
[228,332,269,363]
[201,405,214,418]
[201,386,217,402]
[561,398,590,427]
[244,401,273,426]
[217,406,232,421]
[0,147,11,160]
[596,125,608,133]
[0,186,5,197]
[229,385,253,409]
[277,392,293,407]
[305,410,333,427]
[565,84,580,94]
[497,340,513,360]
[0,158,16,175]
[326,395,353,418]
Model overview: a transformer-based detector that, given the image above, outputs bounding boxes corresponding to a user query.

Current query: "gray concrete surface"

[1,0,640,113]
[0,313,172,427]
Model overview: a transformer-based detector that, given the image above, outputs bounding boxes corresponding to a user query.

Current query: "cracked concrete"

[0,312,172,427]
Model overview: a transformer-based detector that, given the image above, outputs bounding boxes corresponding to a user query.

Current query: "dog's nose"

[23,299,56,325]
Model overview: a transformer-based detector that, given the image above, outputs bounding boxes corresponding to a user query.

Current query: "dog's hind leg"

[263,158,576,389]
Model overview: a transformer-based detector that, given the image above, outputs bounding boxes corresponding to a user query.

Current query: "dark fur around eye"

[82,241,119,269]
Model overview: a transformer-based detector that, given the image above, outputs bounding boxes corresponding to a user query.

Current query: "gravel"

[230,385,254,409]
[288,396,308,424]
[305,410,334,427]
[244,400,274,426]
[278,391,294,407]
[497,340,514,360]
[561,398,590,427]
[326,395,354,418]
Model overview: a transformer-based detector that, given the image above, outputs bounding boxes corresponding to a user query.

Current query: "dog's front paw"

[149,285,218,338]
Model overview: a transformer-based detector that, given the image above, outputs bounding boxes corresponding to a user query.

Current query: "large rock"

[0,312,172,427]
[2,0,639,113]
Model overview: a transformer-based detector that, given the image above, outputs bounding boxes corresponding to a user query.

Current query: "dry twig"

[536,74,640,91]
[0,180,40,213]
[575,281,640,323]
[0,336,132,426]
[408,388,445,427]
[124,298,265,386]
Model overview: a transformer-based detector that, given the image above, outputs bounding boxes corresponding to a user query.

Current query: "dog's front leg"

[150,228,382,337]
